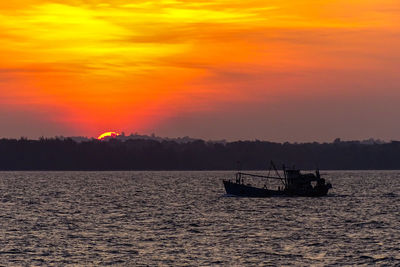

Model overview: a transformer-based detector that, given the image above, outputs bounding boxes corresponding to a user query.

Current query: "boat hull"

[223,180,285,197]
[223,180,330,197]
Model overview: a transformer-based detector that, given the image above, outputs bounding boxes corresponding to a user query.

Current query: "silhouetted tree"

[0,138,400,170]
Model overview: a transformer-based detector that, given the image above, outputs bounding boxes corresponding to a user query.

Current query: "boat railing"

[237,172,287,187]
[237,172,283,180]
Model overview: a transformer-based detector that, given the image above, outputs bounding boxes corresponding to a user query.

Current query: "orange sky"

[0,0,399,141]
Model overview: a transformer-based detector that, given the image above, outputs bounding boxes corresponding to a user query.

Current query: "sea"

[0,171,399,266]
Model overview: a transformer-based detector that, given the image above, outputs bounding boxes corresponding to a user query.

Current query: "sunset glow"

[1,1,399,141]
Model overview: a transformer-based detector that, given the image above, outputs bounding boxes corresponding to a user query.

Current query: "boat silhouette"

[223,162,332,197]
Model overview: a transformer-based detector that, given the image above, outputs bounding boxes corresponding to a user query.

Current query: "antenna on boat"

[282,164,288,188]
[315,163,321,179]
[236,161,242,184]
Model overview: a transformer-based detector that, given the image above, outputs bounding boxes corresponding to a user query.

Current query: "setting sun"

[97,131,120,140]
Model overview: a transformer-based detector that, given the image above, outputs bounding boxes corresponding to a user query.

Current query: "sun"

[97,131,120,140]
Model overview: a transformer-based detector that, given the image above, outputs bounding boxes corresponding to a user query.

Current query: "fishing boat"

[223,163,332,197]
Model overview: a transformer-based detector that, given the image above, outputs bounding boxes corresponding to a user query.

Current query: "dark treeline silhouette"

[1,138,400,170]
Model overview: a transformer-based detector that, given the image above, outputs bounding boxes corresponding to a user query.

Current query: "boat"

[223,162,332,197]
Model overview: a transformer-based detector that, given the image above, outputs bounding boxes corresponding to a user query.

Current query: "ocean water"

[0,171,399,266]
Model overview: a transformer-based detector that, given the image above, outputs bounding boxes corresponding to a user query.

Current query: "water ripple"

[0,170,399,265]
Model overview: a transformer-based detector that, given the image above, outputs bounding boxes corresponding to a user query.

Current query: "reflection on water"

[0,171,399,265]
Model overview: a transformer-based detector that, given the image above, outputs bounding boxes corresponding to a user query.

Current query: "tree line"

[0,138,399,170]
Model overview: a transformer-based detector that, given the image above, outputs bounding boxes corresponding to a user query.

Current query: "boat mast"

[270,161,286,187]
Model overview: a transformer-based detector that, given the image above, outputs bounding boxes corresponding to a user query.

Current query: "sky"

[0,0,399,142]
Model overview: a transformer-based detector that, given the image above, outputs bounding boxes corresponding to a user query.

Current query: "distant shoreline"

[1,138,400,170]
